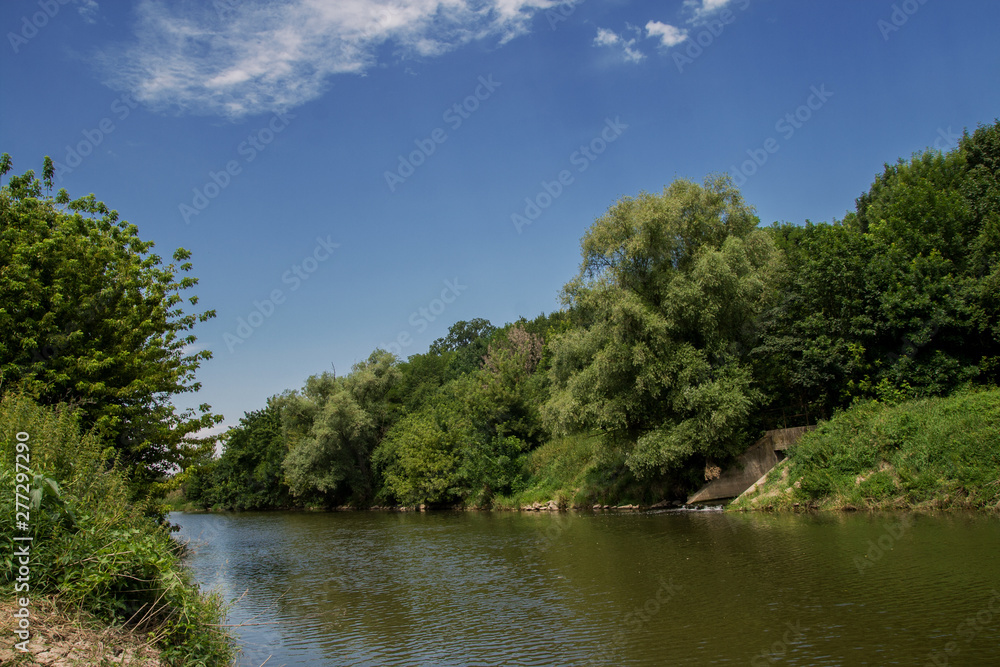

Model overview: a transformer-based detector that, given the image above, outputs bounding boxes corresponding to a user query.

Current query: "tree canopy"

[175,120,1000,510]
[544,175,779,476]
[755,121,1000,413]
[0,155,220,488]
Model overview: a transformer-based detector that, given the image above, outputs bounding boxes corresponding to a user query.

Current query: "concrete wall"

[685,426,815,504]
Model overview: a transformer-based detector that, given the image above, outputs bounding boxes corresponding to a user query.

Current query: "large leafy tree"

[375,324,547,506]
[279,349,400,504]
[544,175,779,476]
[185,402,293,510]
[429,318,496,374]
[373,376,478,506]
[0,155,221,487]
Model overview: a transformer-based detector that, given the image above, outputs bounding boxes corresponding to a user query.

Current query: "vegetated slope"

[731,389,1000,512]
[0,394,234,665]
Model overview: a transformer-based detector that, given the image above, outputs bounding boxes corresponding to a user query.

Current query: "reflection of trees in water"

[173,510,1000,666]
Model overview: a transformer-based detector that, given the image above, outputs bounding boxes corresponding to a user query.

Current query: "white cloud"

[645,20,687,48]
[684,0,736,22]
[78,0,100,24]
[98,0,561,118]
[594,27,620,48]
[591,25,645,64]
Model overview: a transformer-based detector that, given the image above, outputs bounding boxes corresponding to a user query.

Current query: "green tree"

[0,155,220,489]
[186,402,293,510]
[279,350,400,504]
[756,120,1000,411]
[429,318,496,374]
[373,377,477,506]
[388,349,457,415]
[544,175,779,476]
[478,323,547,446]
[752,220,878,415]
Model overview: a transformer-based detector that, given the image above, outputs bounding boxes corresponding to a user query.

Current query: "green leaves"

[277,350,401,504]
[1,157,221,486]
[756,120,1000,414]
[546,175,777,474]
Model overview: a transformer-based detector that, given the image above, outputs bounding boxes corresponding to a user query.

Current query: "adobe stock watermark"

[853,515,913,574]
[223,235,339,353]
[384,75,501,192]
[50,94,140,183]
[924,589,1000,666]
[932,126,960,152]
[180,110,295,225]
[379,279,468,357]
[12,431,33,652]
[672,0,750,73]
[586,577,683,666]
[7,0,75,54]
[750,619,807,666]
[729,84,833,187]
[545,0,582,30]
[878,0,931,42]
[518,514,570,560]
[511,116,628,234]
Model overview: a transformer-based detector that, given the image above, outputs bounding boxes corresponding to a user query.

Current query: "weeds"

[732,388,1000,511]
[0,394,234,665]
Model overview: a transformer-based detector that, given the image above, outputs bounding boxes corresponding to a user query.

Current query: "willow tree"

[544,175,779,476]
[279,350,401,504]
[0,155,221,489]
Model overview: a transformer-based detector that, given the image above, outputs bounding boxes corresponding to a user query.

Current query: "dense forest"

[178,120,1000,511]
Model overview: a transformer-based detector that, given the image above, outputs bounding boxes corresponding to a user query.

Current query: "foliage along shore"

[0,395,234,666]
[181,120,1000,516]
[730,388,1000,513]
[2,118,999,662]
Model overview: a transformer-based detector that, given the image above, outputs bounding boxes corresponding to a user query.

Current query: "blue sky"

[2,0,999,434]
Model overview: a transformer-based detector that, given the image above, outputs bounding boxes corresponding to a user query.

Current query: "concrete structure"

[685,426,814,504]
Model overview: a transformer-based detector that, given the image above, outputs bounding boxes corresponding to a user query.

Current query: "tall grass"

[493,433,692,508]
[732,388,1000,511]
[0,394,234,665]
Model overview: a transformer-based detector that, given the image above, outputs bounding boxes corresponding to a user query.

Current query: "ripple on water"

[169,511,1000,667]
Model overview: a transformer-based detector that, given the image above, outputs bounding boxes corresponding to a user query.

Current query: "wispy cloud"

[684,0,737,22]
[592,24,645,63]
[78,0,100,24]
[98,0,561,119]
[646,20,687,48]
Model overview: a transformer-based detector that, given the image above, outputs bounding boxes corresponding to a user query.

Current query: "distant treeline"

[184,120,1000,510]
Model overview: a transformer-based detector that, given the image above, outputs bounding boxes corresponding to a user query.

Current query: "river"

[169,509,1000,666]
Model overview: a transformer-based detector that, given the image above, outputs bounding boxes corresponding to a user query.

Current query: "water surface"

[170,509,1000,666]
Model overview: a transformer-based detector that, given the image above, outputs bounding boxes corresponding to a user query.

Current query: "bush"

[0,394,233,665]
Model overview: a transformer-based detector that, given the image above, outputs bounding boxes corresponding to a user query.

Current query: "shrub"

[0,394,233,665]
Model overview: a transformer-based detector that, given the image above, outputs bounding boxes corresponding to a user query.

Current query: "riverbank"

[0,395,234,666]
[175,388,1000,516]
[730,388,1000,512]
[0,597,166,667]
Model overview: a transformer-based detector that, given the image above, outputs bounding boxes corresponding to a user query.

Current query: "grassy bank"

[0,395,234,666]
[491,433,691,510]
[731,388,1000,512]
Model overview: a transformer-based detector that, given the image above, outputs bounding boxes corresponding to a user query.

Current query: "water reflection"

[171,510,1000,666]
